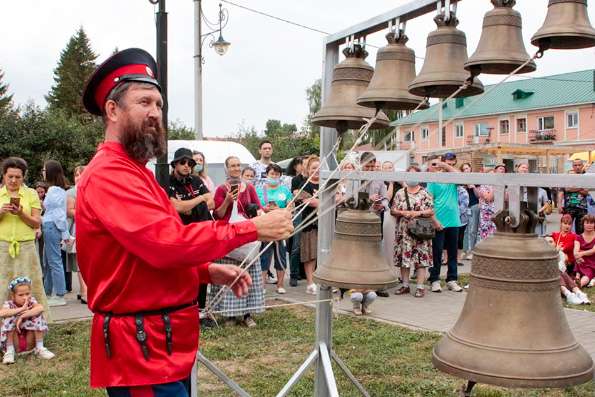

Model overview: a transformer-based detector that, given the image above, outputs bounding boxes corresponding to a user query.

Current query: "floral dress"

[478,185,496,242]
[393,188,433,270]
[0,296,48,351]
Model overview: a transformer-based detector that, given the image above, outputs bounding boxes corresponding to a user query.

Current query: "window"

[455,98,465,108]
[421,127,429,140]
[516,118,527,133]
[567,111,579,129]
[475,123,489,136]
[455,123,464,138]
[499,119,510,134]
[512,89,534,100]
[538,116,554,131]
[404,131,415,142]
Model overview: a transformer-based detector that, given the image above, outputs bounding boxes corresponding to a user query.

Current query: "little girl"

[1,276,54,364]
[350,290,377,316]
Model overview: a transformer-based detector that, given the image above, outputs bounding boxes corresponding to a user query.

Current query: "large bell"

[312,44,390,132]
[313,197,399,290]
[532,0,595,50]
[357,31,427,111]
[433,210,594,390]
[465,0,536,75]
[409,14,484,98]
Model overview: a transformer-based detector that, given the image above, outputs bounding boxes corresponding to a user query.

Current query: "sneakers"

[431,281,442,293]
[47,296,67,307]
[306,284,318,295]
[267,275,278,284]
[243,316,257,328]
[2,350,14,365]
[447,281,463,292]
[34,347,55,360]
[276,287,287,294]
[575,291,591,305]
[566,292,583,305]
[289,278,298,287]
[588,279,595,288]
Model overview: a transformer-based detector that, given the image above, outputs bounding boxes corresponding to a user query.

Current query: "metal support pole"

[194,0,204,139]
[438,98,444,147]
[155,0,169,189]
[276,350,319,397]
[314,40,339,397]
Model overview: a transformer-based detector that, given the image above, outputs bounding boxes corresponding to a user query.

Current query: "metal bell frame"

[191,1,595,396]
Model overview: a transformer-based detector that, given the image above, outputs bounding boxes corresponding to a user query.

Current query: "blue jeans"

[107,379,189,396]
[260,241,287,272]
[42,222,66,297]
[464,204,480,252]
[429,227,459,283]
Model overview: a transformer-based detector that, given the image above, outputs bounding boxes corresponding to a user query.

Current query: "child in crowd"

[545,237,591,305]
[1,276,54,364]
[350,290,377,316]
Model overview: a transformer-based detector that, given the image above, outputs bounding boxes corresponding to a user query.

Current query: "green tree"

[168,120,196,140]
[0,68,13,115]
[46,27,98,117]
[304,79,321,136]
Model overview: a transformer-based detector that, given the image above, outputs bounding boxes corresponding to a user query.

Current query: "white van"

[147,140,256,186]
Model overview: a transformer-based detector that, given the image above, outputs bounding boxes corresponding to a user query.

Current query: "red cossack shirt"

[76,142,257,388]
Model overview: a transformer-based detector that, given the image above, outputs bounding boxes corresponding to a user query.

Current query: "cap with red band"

[82,48,160,116]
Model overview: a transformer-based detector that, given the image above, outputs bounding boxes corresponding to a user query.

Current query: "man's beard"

[120,114,166,163]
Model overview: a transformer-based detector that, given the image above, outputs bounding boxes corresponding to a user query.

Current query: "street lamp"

[194,1,230,139]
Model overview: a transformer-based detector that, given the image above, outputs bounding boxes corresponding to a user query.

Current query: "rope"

[206,298,333,315]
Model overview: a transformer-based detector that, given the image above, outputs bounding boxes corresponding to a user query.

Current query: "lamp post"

[149,0,169,188]
[194,1,230,139]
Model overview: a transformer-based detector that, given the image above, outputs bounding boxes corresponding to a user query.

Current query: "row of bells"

[311,0,595,133]
[313,203,594,391]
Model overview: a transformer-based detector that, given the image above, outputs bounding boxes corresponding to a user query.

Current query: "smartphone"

[10,197,20,207]
[230,184,239,195]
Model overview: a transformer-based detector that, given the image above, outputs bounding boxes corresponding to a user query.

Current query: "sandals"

[414,288,425,298]
[394,286,411,295]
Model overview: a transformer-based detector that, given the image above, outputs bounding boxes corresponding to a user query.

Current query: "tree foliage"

[304,79,321,136]
[0,68,13,115]
[46,27,98,117]
[168,120,196,140]
[0,106,103,185]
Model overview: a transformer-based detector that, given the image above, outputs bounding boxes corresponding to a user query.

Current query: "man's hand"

[252,209,293,241]
[209,264,252,298]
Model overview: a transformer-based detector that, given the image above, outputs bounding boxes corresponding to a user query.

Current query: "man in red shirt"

[77,48,292,396]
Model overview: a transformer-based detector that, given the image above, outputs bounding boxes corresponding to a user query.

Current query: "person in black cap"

[167,147,215,329]
[76,48,293,396]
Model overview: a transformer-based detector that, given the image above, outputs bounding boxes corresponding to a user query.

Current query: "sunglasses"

[177,159,196,167]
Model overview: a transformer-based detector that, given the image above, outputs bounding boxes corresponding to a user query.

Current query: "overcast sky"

[1,1,594,137]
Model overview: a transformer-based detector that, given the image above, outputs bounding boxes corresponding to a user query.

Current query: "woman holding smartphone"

[256,164,293,294]
[0,157,49,314]
[214,156,261,221]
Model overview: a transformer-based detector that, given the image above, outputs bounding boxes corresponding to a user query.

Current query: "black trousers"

[565,208,587,234]
[429,227,459,283]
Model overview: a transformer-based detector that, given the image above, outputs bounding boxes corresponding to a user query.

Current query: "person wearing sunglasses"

[167,148,215,328]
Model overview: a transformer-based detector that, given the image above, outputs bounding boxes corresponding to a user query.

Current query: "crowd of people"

[1,138,594,363]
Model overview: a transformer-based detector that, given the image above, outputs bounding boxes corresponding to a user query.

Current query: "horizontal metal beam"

[320,170,595,189]
[325,0,460,45]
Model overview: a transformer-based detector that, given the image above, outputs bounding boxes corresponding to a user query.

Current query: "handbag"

[404,189,435,241]
[226,200,260,263]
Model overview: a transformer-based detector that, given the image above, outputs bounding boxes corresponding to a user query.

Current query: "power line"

[220,0,329,35]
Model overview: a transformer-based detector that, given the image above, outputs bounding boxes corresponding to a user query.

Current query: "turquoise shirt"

[427,183,461,228]
[256,184,293,208]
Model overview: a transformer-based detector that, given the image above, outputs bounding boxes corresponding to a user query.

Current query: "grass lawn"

[0,302,593,397]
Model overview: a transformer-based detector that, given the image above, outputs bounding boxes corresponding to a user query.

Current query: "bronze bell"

[312,44,390,133]
[532,0,595,50]
[465,0,536,75]
[433,210,594,392]
[357,31,427,111]
[409,13,484,98]
[313,196,399,290]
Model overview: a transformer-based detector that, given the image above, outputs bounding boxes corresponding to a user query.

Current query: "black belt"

[99,301,197,360]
